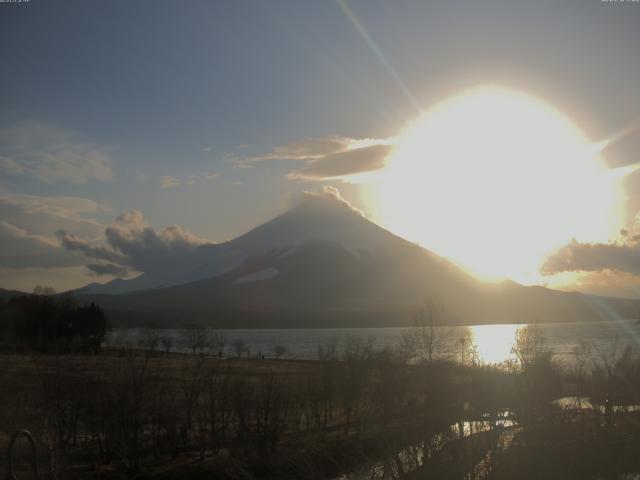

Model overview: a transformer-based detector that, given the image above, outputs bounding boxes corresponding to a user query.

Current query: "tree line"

[0,288,107,352]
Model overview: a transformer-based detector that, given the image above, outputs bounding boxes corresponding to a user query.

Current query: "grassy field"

[1,341,640,479]
[0,349,440,479]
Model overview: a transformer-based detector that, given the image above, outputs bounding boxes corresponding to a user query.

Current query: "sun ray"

[596,118,640,152]
[336,0,422,114]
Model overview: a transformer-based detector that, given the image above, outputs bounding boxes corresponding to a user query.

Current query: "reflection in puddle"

[333,419,516,480]
[553,396,640,414]
[333,399,640,480]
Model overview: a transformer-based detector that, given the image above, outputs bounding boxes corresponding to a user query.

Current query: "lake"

[104,319,640,368]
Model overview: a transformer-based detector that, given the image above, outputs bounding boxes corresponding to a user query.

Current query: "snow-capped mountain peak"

[77,191,417,295]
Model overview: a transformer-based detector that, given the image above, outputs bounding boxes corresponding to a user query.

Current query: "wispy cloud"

[186,172,220,185]
[161,172,219,188]
[161,175,180,188]
[0,192,110,240]
[288,143,393,180]
[86,262,131,277]
[239,135,395,181]
[0,192,112,271]
[0,122,114,184]
[0,220,74,269]
[247,136,352,162]
[0,265,102,293]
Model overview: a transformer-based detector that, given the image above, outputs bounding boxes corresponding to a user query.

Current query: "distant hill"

[0,288,27,304]
[74,194,640,328]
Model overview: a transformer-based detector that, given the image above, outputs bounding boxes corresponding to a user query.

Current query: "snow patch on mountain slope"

[234,268,280,284]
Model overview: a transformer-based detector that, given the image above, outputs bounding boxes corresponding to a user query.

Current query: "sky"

[1,0,639,296]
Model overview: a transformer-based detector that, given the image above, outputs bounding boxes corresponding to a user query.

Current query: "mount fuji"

[75,192,640,328]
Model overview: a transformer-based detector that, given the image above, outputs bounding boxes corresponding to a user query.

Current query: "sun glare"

[470,324,520,365]
[371,86,624,283]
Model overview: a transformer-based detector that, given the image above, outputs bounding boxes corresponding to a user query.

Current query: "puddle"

[553,396,640,414]
[332,418,516,480]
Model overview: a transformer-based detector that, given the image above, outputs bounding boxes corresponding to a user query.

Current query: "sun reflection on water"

[469,324,521,364]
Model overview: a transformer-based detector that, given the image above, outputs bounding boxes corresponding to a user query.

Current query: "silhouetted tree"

[138,329,160,352]
[33,285,56,296]
[209,332,226,355]
[232,338,248,358]
[183,325,210,355]
[402,297,449,363]
[160,333,174,354]
[0,294,107,352]
[272,343,287,358]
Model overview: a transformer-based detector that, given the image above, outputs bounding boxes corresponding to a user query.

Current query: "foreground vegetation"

[1,323,640,480]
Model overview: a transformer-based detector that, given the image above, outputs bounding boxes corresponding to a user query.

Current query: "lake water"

[104,319,640,368]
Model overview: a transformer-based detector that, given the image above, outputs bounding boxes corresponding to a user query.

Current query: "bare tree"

[179,356,207,446]
[272,344,287,359]
[402,297,449,363]
[209,332,227,356]
[34,354,80,477]
[254,372,288,458]
[339,338,368,434]
[511,325,560,428]
[183,326,210,355]
[160,333,174,354]
[317,336,339,360]
[138,329,161,352]
[202,365,233,453]
[512,324,549,368]
[232,338,248,358]
[122,349,152,466]
[33,285,56,296]
[571,339,592,384]
[457,329,479,367]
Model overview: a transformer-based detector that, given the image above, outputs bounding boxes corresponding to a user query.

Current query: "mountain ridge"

[70,193,640,328]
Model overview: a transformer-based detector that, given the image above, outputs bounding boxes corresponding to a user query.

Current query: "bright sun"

[371,86,624,283]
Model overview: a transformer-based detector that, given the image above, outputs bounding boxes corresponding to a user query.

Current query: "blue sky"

[1,0,639,293]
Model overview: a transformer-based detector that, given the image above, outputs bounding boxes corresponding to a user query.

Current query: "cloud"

[0,192,110,238]
[248,136,352,161]
[0,265,102,293]
[0,192,112,272]
[238,136,395,180]
[57,230,128,265]
[86,263,131,277]
[0,221,80,269]
[186,172,219,185]
[568,270,640,299]
[0,192,111,217]
[542,239,640,276]
[59,210,213,277]
[0,122,114,184]
[161,175,180,188]
[288,185,366,217]
[288,144,393,180]
[0,221,58,249]
[162,172,219,188]
[238,135,394,181]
